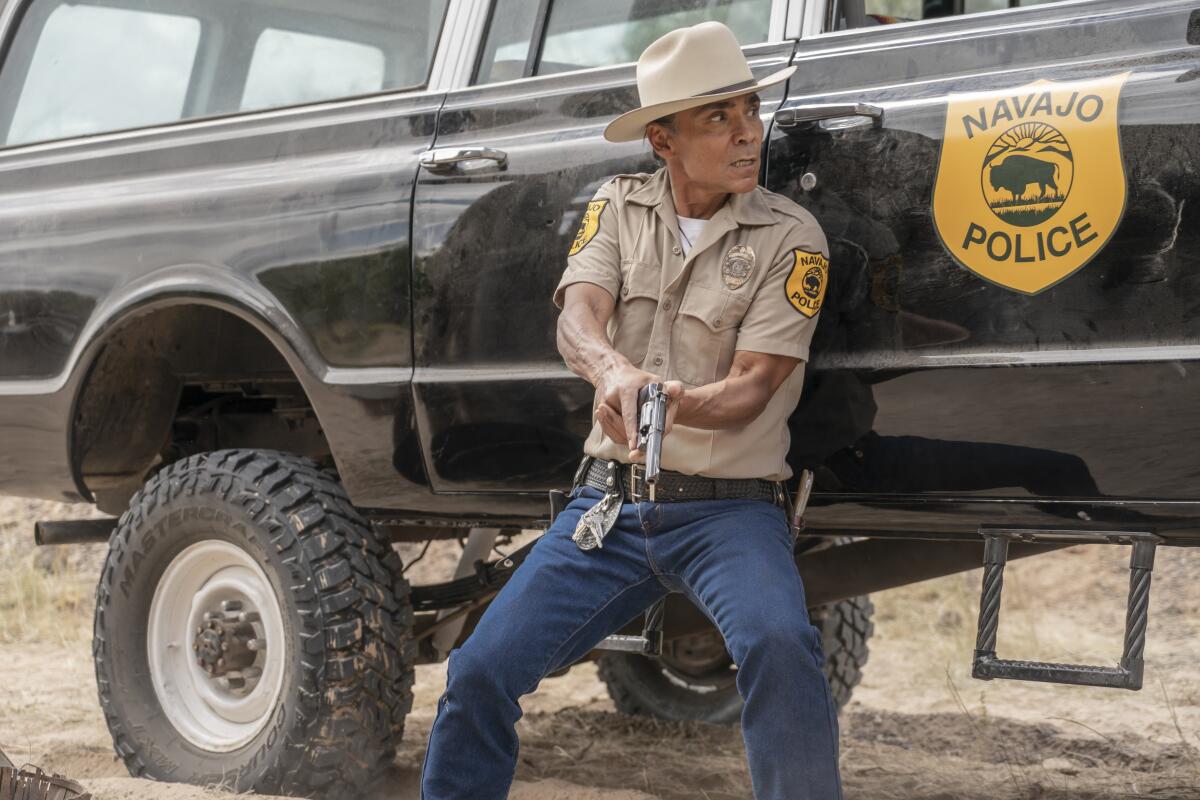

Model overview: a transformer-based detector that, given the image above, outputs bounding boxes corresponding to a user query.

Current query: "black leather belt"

[575,456,786,506]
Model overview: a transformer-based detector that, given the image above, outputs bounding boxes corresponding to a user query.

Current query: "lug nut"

[221,642,229,651]
[192,643,199,652]
[247,639,262,652]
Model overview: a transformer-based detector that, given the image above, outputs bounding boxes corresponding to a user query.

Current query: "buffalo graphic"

[988,154,1060,200]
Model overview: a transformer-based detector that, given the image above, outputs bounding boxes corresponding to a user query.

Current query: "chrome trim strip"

[429,0,490,91]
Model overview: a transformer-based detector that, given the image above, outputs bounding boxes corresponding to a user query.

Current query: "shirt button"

[653,355,664,366]
[672,246,681,256]
[713,318,723,326]
[621,286,629,296]
[663,299,673,310]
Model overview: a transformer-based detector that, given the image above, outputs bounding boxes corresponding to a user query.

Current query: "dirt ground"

[3,496,1200,799]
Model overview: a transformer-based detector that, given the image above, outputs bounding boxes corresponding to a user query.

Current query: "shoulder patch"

[784,249,828,318]
[568,199,608,257]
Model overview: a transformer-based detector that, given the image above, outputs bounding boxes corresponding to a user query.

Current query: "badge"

[785,249,828,318]
[722,244,755,290]
[932,73,1130,294]
[568,199,608,257]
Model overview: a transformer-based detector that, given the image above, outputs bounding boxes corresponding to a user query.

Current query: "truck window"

[0,0,451,147]
[476,0,774,84]
[4,4,201,147]
[829,0,1076,30]
[240,29,386,111]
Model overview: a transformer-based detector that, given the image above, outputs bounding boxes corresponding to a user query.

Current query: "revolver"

[636,383,668,501]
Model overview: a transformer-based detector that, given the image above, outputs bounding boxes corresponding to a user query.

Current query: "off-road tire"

[93,449,415,796]
[597,594,874,724]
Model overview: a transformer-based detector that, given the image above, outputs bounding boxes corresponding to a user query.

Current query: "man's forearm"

[674,376,766,430]
[556,297,629,387]
[674,354,798,431]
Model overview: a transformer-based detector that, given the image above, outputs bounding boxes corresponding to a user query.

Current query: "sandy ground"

[3,496,1200,799]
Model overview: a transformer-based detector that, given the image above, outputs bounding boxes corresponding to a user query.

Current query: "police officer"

[422,21,840,800]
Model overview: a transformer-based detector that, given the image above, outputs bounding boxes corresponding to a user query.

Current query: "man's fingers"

[596,404,625,445]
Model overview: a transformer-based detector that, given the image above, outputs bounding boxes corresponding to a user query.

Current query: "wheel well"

[73,305,331,513]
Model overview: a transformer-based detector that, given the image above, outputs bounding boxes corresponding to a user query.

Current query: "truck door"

[773,0,1200,534]
[411,0,796,499]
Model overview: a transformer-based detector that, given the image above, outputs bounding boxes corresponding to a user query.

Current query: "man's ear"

[646,122,672,160]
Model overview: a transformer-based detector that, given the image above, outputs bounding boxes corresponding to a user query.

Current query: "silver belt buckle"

[629,463,645,503]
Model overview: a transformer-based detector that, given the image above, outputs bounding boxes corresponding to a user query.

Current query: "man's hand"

[597,378,684,461]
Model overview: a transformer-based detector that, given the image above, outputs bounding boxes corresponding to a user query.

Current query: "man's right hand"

[595,363,661,452]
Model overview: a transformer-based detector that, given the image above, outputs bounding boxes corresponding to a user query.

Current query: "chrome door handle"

[773,103,884,129]
[419,147,508,171]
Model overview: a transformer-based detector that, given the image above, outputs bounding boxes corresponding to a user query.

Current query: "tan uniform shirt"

[553,168,829,482]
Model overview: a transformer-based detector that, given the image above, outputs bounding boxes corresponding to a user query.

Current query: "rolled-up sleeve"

[553,184,621,309]
[734,224,830,362]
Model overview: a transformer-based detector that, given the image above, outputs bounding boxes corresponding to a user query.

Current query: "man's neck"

[666,164,728,220]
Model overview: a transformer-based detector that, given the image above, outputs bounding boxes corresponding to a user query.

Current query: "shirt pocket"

[610,258,660,367]
[671,285,752,386]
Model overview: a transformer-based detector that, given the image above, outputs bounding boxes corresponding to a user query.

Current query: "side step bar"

[972,526,1161,691]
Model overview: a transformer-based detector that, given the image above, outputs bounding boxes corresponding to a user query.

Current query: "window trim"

[798,0,1112,40]
[471,0,792,86]
[0,0,455,151]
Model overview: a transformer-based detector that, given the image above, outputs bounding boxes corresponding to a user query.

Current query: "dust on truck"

[1,0,1198,795]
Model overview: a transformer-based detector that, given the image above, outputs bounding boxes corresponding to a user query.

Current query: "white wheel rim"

[147,540,287,752]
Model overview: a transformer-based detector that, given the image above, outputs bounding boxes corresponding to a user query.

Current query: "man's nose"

[731,114,757,145]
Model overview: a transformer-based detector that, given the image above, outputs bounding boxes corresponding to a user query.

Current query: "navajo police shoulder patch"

[568,199,609,257]
[785,249,828,318]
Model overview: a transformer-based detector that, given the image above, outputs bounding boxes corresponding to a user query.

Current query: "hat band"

[697,77,759,97]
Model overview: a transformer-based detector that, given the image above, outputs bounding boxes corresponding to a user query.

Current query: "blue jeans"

[420,487,843,800]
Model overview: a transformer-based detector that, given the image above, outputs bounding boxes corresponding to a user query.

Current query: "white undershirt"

[677,215,708,257]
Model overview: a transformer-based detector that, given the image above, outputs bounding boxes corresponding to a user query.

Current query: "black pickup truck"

[1,0,1198,795]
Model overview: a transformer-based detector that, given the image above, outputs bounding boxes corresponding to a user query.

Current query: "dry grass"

[0,499,107,645]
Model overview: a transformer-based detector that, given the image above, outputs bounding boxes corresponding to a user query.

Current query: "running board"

[595,597,665,656]
[972,527,1160,691]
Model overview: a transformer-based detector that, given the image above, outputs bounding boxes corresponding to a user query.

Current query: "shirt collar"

[625,167,776,227]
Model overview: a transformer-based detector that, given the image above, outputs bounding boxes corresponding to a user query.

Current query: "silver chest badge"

[722,244,755,290]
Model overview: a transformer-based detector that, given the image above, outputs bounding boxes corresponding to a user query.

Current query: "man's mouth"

[731,158,757,168]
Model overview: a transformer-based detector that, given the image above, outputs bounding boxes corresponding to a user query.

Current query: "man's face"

[652,93,764,194]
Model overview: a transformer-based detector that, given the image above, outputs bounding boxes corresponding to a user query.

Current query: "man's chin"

[728,175,760,193]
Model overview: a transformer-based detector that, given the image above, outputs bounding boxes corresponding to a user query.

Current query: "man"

[421,21,840,800]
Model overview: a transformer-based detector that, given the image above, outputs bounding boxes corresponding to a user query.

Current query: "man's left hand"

[597,380,685,462]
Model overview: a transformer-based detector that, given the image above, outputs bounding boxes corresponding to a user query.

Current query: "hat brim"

[603,65,797,143]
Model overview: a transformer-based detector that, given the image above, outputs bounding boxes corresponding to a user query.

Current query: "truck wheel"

[93,450,414,796]
[597,594,874,724]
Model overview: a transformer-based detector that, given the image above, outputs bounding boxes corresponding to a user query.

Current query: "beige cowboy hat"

[604,21,796,143]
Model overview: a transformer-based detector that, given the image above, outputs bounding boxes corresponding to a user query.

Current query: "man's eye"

[712,112,726,122]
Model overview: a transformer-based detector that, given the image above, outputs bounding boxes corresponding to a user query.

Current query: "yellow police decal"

[785,249,828,318]
[932,73,1129,294]
[568,199,608,257]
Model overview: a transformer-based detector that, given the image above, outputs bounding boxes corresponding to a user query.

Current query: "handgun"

[636,383,668,501]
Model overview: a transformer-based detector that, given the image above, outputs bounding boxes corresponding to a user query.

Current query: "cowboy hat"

[603,21,796,143]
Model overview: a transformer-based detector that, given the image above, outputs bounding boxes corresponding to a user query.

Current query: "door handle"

[773,103,884,130]
[419,147,508,172]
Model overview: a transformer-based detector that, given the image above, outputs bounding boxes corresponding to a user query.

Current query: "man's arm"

[557,282,667,452]
[673,350,799,429]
